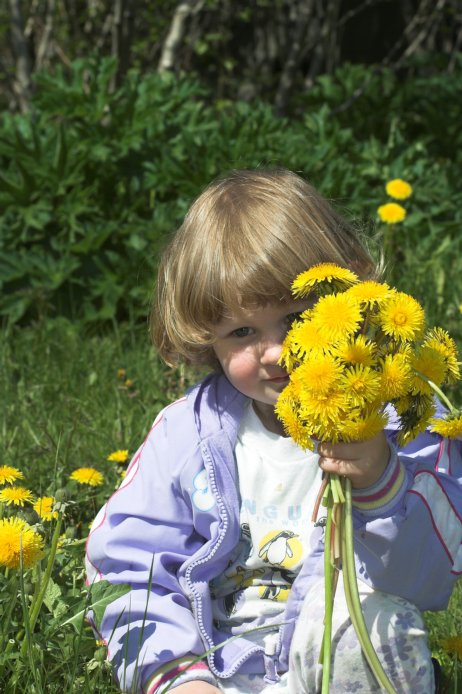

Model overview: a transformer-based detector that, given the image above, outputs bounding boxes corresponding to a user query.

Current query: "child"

[86,169,462,694]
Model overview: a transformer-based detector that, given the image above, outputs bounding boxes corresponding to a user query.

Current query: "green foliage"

[1,56,462,339]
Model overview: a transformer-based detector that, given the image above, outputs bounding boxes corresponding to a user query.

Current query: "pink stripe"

[147,662,209,693]
[352,458,401,504]
[407,488,453,563]
[85,397,187,578]
[434,438,445,471]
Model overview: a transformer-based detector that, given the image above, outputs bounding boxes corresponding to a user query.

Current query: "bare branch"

[158,1,204,73]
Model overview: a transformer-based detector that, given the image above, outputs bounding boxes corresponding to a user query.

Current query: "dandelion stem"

[321,483,334,693]
[413,369,457,414]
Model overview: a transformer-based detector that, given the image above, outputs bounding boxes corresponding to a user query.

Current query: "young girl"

[86,169,462,694]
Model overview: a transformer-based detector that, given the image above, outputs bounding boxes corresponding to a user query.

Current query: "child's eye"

[231,327,253,338]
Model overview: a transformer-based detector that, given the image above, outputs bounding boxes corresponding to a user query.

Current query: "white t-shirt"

[211,401,322,637]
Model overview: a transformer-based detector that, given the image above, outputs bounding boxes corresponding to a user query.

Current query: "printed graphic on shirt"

[191,469,215,511]
[258,529,302,568]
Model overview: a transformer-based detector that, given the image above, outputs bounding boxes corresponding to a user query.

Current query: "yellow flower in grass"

[345,281,392,307]
[424,328,460,383]
[292,263,358,296]
[333,335,376,368]
[441,635,462,658]
[0,486,34,506]
[410,345,448,396]
[385,179,413,200]
[70,467,104,486]
[379,353,411,400]
[379,292,425,342]
[430,414,462,439]
[0,465,24,485]
[339,410,389,442]
[107,449,129,464]
[339,365,382,408]
[0,517,44,569]
[312,293,363,343]
[117,368,126,379]
[33,496,58,521]
[378,202,406,224]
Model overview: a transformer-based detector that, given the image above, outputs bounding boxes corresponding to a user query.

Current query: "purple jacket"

[86,373,462,692]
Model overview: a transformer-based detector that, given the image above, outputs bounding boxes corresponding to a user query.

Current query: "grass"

[0,317,461,691]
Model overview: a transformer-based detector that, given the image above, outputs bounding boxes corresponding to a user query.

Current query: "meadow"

[0,315,461,692]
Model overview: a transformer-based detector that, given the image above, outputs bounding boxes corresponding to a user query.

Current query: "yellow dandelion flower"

[299,388,348,428]
[291,263,358,297]
[284,319,333,360]
[291,354,342,395]
[377,202,406,224]
[0,465,24,485]
[0,517,44,569]
[397,396,436,446]
[275,398,315,451]
[385,179,413,200]
[312,293,363,343]
[107,449,129,464]
[339,410,389,442]
[0,486,34,506]
[33,496,59,521]
[70,467,104,486]
[424,327,460,384]
[410,345,447,396]
[459,303,462,315]
[333,335,376,367]
[339,365,382,408]
[379,292,425,341]
[441,636,462,658]
[379,353,411,400]
[430,414,462,439]
[117,368,126,379]
[345,280,392,307]
[124,379,134,388]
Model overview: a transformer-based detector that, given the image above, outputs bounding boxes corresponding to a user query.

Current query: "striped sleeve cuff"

[352,445,407,516]
[145,657,216,693]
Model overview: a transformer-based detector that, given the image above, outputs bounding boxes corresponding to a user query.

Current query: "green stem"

[413,369,457,414]
[341,479,397,694]
[20,514,63,658]
[321,491,334,693]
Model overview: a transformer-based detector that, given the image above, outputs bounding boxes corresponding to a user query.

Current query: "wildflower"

[0,486,34,506]
[33,496,59,521]
[430,414,462,439]
[410,345,448,395]
[312,293,363,343]
[441,635,462,658]
[339,365,381,408]
[282,320,332,361]
[107,449,129,464]
[339,410,389,442]
[345,281,392,307]
[385,179,413,200]
[70,467,104,486]
[379,353,411,400]
[379,292,425,342]
[333,335,376,368]
[124,379,134,388]
[0,517,44,569]
[0,465,24,485]
[275,396,314,450]
[424,328,460,383]
[291,355,342,395]
[377,202,406,224]
[117,368,126,379]
[299,388,348,430]
[292,263,358,296]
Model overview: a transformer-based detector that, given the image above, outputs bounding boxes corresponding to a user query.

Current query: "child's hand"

[170,682,222,693]
[317,431,390,489]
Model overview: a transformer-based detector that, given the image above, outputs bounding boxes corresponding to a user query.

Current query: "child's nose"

[260,338,283,365]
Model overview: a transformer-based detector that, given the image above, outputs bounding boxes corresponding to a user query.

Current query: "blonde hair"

[151,168,375,367]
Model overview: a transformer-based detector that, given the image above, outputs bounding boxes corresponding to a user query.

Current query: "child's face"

[213,299,313,433]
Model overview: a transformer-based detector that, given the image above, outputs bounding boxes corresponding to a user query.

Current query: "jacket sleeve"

[85,401,214,692]
[351,430,462,611]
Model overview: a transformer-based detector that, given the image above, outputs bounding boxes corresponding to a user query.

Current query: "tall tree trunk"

[9,0,33,111]
[111,0,135,89]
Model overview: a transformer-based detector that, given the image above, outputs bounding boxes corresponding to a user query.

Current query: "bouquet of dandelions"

[275,263,462,694]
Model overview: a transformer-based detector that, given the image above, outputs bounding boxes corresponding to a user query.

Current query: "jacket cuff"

[351,444,406,516]
[145,656,216,693]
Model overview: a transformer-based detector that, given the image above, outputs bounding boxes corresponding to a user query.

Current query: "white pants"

[219,575,434,694]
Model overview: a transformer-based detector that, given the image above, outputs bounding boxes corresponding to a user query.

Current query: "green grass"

[0,318,461,691]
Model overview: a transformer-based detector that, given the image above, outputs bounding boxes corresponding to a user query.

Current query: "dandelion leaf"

[62,579,130,633]
[43,577,68,620]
